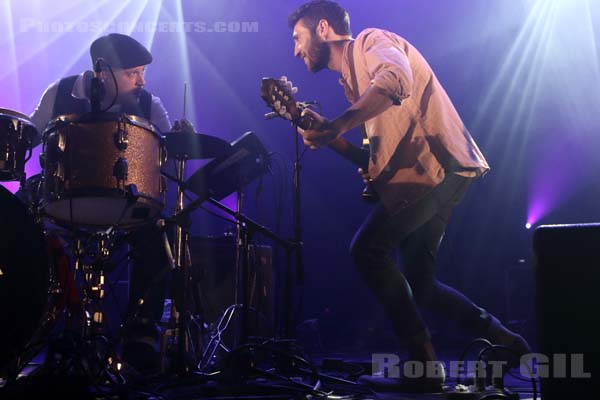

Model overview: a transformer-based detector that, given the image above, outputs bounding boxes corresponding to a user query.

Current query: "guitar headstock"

[261,76,311,129]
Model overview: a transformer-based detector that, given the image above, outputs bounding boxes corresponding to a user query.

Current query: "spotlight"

[525,223,532,229]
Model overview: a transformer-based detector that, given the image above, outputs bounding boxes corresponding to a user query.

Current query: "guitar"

[260,76,377,201]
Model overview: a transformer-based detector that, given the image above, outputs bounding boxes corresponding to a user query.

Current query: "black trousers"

[350,173,491,346]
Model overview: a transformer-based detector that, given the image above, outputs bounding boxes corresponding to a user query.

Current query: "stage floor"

[1,347,540,399]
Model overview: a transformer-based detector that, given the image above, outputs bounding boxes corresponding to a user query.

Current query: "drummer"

[30,33,172,143]
[29,33,176,375]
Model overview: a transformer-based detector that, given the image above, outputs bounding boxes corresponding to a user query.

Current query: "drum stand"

[71,231,125,379]
[160,156,200,374]
[20,228,126,390]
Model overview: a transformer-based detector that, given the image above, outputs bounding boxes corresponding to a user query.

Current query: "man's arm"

[299,84,393,148]
[332,84,394,134]
[150,95,172,133]
[300,30,411,148]
[30,82,59,147]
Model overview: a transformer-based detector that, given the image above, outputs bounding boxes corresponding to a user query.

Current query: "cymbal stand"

[190,197,295,369]
[161,155,197,374]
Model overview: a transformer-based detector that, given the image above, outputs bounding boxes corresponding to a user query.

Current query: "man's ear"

[316,19,330,40]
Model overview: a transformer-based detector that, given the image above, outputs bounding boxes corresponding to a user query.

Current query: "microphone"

[90,58,105,112]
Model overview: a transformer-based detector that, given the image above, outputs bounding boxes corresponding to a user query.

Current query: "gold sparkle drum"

[41,113,166,229]
[0,108,37,181]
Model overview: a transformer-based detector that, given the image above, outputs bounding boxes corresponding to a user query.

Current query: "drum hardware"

[199,304,242,369]
[0,108,38,183]
[114,119,129,150]
[65,229,120,338]
[2,107,290,383]
[113,157,129,182]
[161,150,198,375]
[156,130,232,374]
[179,132,296,371]
[47,228,128,386]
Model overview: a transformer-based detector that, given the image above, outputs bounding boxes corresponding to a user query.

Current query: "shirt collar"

[338,39,357,102]
[339,39,352,82]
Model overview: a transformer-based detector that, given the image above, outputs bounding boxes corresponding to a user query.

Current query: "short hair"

[288,0,351,36]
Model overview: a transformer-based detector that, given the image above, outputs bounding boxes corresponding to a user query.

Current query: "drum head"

[0,108,35,124]
[0,186,48,374]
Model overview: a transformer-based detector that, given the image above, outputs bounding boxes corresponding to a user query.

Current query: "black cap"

[90,33,153,69]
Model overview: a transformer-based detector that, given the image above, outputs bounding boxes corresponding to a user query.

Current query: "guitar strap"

[347,40,369,149]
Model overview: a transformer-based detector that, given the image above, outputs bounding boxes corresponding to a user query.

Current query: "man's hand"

[357,167,371,183]
[172,117,195,134]
[297,108,341,150]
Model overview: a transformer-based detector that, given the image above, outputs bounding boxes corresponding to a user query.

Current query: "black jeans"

[350,173,490,346]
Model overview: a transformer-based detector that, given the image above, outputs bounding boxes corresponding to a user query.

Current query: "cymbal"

[164,132,231,159]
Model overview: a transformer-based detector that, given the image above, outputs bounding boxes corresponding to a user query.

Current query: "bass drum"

[0,186,48,376]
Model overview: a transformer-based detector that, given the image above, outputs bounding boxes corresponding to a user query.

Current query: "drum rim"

[40,194,164,229]
[0,108,35,124]
[0,108,39,141]
[43,112,163,138]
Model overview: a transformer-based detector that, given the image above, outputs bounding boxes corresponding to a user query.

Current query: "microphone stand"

[263,114,306,339]
[288,125,304,339]
[175,195,296,360]
[90,59,105,113]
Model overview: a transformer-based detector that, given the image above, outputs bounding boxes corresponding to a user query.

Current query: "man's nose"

[294,44,301,58]
[137,75,145,86]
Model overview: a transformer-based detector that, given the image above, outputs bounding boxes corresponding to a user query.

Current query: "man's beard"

[118,88,142,107]
[307,36,330,73]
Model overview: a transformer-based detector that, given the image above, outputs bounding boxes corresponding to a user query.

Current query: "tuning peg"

[283,95,289,101]
[285,81,293,91]
[291,86,298,94]
[280,75,288,82]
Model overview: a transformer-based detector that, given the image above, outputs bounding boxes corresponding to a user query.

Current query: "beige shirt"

[339,28,489,213]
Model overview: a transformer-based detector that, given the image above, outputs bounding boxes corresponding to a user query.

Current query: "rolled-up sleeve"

[30,82,59,146]
[151,95,172,133]
[359,30,413,105]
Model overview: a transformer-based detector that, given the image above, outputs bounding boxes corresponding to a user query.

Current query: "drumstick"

[182,82,187,120]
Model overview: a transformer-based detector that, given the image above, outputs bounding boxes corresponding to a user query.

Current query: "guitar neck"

[327,137,369,170]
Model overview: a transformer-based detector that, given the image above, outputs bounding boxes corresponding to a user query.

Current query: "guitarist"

[288,0,529,391]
